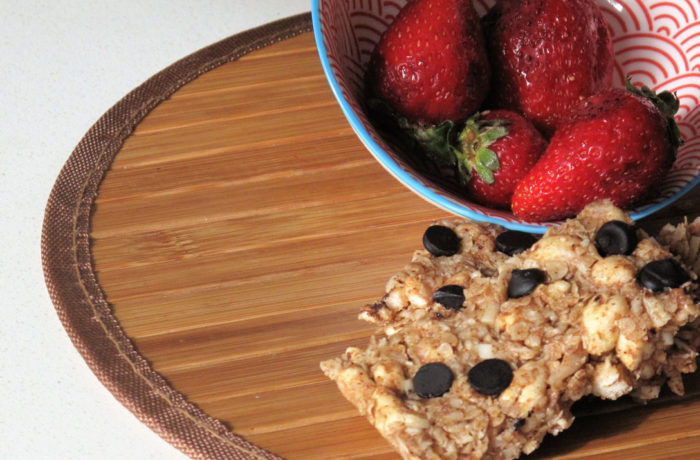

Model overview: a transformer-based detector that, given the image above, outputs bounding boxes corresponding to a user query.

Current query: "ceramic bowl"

[312,0,700,233]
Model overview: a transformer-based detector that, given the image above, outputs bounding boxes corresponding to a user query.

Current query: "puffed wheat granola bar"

[321,200,700,459]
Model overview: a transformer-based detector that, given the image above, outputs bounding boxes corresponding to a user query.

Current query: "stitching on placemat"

[72,70,272,460]
[67,19,313,460]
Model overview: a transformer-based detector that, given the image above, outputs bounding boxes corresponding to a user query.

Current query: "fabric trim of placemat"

[41,13,313,460]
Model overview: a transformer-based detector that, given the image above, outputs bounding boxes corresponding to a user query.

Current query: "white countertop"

[1,1,309,458]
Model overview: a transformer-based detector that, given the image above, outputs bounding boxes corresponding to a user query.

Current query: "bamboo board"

[88,31,700,459]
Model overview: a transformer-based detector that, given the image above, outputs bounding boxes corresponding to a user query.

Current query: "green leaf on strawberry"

[457,115,509,185]
[474,163,495,185]
[409,120,461,167]
[476,148,499,172]
[367,96,459,168]
[406,113,509,186]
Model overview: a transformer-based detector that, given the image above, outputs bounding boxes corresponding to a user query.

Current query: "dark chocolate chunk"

[413,362,454,398]
[495,230,537,256]
[513,418,526,430]
[423,225,460,257]
[467,359,513,396]
[432,285,465,310]
[507,269,546,298]
[595,220,638,256]
[637,258,690,292]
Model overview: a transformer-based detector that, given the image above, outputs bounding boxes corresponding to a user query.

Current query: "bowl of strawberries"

[311,0,700,232]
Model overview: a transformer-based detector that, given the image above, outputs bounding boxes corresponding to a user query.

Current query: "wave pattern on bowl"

[316,0,700,232]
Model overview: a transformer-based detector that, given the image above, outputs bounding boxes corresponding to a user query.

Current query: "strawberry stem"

[625,78,683,156]
[409,120,463,168]
[457,114,508,185]
[366,98,510,186]
[408,113,509,185]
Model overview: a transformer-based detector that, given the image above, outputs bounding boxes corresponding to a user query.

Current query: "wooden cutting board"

[87,30,700,459]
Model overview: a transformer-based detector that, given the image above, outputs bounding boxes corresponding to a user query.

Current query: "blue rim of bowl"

[310,1,700,234]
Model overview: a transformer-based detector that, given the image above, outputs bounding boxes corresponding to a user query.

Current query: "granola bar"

[321,200,700,459]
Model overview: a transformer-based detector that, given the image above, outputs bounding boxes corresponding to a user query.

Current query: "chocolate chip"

[595,220,638,256]
[513,418,526,430]
[467,359,513,396]
[637,258,690,292]
[432,285,465,310]
[413,362,454,398]
[423,225,460,257]
[495,230,537,256]
[507,269,546,298]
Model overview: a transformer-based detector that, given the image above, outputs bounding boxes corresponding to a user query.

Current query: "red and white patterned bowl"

[311,0,700,233]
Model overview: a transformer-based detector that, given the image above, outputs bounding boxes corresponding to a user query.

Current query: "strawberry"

[511,80,682,222]
[483,0,614,135]
[460,110,546,208]
[407,110,546,208]
[366,0,490,126]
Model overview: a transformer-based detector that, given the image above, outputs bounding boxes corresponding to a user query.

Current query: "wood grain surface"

[90,33,700,459]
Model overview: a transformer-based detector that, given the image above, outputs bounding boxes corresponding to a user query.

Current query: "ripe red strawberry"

[408,110,546,208]
[483,0,614,135]
[511,81,682,222]
[366,0,490,125]
[461,110,546,208]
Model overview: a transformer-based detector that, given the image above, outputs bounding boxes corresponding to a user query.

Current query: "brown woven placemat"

[41,13,313,460]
